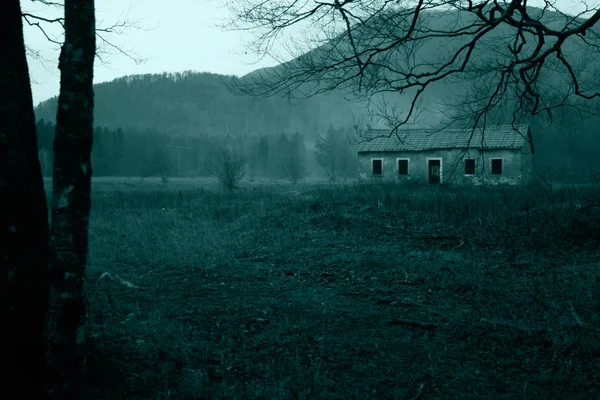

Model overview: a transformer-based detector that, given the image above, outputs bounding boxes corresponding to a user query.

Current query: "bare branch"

[211,147,247,191]
[31,0,63,6]
[221,0,600,132]
[22,13,63,45]
[22,3,149,66]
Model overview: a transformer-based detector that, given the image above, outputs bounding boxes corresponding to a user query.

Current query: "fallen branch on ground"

[99,272,144,289]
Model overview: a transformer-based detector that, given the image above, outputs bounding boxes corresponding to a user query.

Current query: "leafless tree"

[45,1,96,397]
[222,0,600,133]
[314,128,343,182]
[282,154,307,184]
[2,0,96,398]
[144,146,173,183]
[1,1,50,396]
[211,147,247,191]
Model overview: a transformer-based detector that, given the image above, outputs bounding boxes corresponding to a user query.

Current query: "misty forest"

[3,1,600,399]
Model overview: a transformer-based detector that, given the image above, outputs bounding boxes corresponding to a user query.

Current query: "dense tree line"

[36,119,359,180]
[38,119,229,178]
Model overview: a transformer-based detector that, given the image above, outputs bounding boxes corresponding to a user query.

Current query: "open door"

[428,159,441,184]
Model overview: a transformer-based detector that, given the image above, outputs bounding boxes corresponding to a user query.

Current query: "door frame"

[426,157,443,184]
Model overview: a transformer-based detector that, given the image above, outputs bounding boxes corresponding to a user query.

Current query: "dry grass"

[74,178,600,399]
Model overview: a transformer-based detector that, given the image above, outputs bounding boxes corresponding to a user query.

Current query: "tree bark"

[0,0,51,398]
[45,0,96,398]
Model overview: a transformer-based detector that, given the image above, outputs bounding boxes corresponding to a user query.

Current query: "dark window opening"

[428,159,441,184]
[372,159,382,175]
[465,159,475,175]
[398,159,409,175]
[491,159,503,175]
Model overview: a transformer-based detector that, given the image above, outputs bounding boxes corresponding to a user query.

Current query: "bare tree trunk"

[45,0,96,398]
[0,1,51,397]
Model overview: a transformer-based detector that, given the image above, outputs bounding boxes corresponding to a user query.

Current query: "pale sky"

[23,0,598,105]
[24,0,283,105]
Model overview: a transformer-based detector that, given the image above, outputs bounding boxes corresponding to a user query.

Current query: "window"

[491,159,503,175]
[397,159,409,175]
[465,159,475,175]
[372,159,382,175]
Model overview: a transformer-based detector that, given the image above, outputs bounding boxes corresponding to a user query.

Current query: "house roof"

[356,125,532,152]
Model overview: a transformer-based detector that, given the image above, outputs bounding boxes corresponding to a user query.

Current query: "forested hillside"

[34,72,368,138]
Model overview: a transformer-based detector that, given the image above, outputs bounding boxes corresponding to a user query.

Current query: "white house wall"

[357,148,528,185]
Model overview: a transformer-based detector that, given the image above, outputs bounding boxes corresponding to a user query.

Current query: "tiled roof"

[356,125,531,152]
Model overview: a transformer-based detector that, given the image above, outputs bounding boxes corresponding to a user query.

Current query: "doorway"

[428,159,441,184]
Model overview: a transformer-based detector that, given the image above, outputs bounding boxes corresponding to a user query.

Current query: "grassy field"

[58,177,600,399]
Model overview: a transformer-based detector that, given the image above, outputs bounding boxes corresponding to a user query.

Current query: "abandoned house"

[356,125,534,185]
